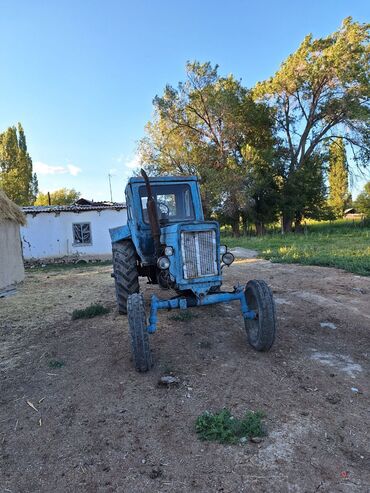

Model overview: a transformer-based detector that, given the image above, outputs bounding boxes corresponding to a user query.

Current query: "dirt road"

[1,260,369,492]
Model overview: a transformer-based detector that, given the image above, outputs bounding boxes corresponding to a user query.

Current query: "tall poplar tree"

[0,123,38,205]
[328,138,350,217]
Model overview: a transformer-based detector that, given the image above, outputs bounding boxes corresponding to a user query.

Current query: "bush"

[72,303,110,320]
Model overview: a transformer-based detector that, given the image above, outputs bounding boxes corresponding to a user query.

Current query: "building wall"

[0,221,25,290]
[21,209,127,260]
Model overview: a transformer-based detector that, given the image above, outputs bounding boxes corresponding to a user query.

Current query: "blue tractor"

[110,170,276,371]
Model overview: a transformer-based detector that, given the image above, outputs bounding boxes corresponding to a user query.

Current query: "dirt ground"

[1,259,369,493]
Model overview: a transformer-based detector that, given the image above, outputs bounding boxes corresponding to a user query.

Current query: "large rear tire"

[112,240,139,314]
[127,293,152,372]
[244,280,276,352]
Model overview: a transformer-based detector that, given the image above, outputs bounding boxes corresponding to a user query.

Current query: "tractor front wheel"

[112,240,139,314]
[127,293,153,372]
[244,280,276,352]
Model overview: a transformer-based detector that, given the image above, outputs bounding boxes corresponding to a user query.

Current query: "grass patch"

[195,408,265,444]
[223,220,370,276]
[48,359,65,369]
[169,310,198,322]
[26,260,112,273]
[72,303,110,320]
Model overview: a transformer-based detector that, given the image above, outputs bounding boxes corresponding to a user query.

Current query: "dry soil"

[1,259,369,492]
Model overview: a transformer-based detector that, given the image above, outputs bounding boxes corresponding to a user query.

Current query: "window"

[139,184,195,224]
[73,223,92,245]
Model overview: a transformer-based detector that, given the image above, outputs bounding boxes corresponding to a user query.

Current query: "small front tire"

[244,280,276,351]
[127,293,153,372]
[112,240,139,315]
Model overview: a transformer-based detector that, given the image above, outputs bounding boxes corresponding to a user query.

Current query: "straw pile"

[0,190,26,225]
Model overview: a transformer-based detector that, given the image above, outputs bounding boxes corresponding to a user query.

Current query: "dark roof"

[22,203,126,215]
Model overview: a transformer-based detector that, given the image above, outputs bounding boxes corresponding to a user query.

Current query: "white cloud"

[125,153,141,169]
[116,153,142,170]
[34,161,82,176]
[67,164,82,176]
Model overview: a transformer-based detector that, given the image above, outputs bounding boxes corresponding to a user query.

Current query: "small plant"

[169,311,198,322]
[72,303,110,320]
[48,359,65,369]
[195,408,265,444]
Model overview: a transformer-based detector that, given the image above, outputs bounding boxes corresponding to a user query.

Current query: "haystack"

[0,190,26,225]
[0,190,26,295]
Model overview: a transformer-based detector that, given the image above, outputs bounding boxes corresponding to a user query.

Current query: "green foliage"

[140,61,277,235]
[354,182,370,217]
[35,188,80,206]
[195,409,265,444]
[223,219,370,276]
[0,123,38,205]
[71,303,110,320]
[328,139,350,217]
[254,18,370,231]
[48,359,65,369]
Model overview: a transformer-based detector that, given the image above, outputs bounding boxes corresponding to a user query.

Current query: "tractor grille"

[180,230,218,279]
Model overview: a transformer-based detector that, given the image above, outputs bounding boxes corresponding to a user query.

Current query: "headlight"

[220,245,227,255]
[222,252,235,266]
[164,246,174,256]
[157,256,170,270]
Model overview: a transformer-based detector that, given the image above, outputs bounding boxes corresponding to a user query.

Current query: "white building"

[21,201,127,262]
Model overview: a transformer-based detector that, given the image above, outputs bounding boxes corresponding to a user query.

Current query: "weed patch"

[72,303,110,320]
[48,359,65,369]
[195,408,265,444]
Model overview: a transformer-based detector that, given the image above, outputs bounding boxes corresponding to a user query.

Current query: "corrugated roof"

[22,203,126,215]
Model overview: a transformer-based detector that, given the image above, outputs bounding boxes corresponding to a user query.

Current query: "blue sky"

[0,0,369,201]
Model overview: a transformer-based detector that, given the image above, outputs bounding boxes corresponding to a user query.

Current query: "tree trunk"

[282,214,293,233]
[241,214,249,236]
[231,216,240,237]
[255,222,266,236]
[294,214,304,233]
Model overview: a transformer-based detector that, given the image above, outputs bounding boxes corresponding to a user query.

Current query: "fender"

[110,224,131,243]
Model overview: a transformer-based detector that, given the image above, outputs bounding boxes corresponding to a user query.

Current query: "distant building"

[343,208,364,220]
[0,191,26,296]
[21,200,127,262]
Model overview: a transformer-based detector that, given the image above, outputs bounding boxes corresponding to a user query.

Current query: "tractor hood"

[160,220,222,293]
[160,220,220,243]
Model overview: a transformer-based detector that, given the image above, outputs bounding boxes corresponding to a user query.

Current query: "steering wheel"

[156,201,170,216]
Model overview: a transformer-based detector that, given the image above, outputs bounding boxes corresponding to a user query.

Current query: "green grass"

[26,260,112,273]
[223,220,370,276]
[72,303,110,320]
[48,359,65,369]
[195,408,265,444]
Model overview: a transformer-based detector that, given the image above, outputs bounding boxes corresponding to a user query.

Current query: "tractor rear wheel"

[112,240,139,314]
[127,293,152,372]
[244,280,276,351]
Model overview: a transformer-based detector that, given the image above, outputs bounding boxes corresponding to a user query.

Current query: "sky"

[0,0,369,202]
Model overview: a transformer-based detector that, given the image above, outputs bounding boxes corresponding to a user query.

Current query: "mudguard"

[109,224,131,243]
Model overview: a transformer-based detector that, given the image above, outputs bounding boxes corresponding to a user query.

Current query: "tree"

[328,138,350,217]
[140,62,277,236]
[0,123,38,205]
[253,17,370,231]
[355,181,370,217]
[34,188,80,206]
